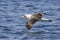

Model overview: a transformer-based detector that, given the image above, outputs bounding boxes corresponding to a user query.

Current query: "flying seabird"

[21,13,52,30]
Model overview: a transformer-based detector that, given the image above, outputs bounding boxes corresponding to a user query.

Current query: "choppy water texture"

[0,0,60,40]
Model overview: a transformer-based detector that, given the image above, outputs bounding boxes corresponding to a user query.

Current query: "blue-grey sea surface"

[0,0,60,40]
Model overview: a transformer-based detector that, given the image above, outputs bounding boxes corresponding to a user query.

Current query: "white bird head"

[20,15,26,19]
[20,14,32,19]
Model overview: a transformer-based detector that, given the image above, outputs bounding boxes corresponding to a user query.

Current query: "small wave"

[0,35,8,38]
[26,5,34,7]
[0,25,8,28]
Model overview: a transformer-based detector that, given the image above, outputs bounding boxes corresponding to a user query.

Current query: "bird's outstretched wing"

[26,13,42,30]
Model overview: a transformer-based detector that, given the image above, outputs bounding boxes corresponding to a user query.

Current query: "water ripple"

[0,0,60,40]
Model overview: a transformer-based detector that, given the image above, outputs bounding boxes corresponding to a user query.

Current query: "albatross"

[21,13,52,30]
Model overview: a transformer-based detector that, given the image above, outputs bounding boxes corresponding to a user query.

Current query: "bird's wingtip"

[48,20,52,22]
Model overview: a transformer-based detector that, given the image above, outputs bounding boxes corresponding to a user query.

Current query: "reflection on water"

[0,0,60,40]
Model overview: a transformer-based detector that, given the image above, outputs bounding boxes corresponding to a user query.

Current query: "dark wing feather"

[26,18,38,30]
[26,13,42,30]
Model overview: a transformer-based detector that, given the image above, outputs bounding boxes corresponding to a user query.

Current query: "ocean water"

[0,0,60,40]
